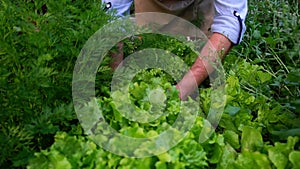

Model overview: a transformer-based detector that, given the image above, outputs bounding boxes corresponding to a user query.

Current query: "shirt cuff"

[211,14,246,44]
[102,0,133,17]
[211,0,248,44]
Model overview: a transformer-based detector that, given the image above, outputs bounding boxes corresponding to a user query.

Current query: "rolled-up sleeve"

[102,0,133,17]
[211,0,248,44]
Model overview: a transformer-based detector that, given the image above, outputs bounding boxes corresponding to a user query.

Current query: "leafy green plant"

[232,0,300,113]
[2,0,300,168]
[28,60,300,168]
[0,0,112,167]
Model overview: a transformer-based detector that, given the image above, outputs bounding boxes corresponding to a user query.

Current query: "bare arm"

[176,32,232,100]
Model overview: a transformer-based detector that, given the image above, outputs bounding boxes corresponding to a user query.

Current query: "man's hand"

[176,33,232,100]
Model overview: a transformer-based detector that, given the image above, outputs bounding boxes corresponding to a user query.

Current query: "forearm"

[191,32,232,84]
[176,32,232,99]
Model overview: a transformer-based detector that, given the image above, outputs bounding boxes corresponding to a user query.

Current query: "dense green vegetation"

[1,0,299,168]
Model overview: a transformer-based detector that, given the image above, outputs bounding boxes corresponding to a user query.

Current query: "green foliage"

[2,0,299,168]
[289,151,300,169]
[266,137,299,169]
[28,64,300,168]
[233,0,300,112]
[0,0,112,167]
